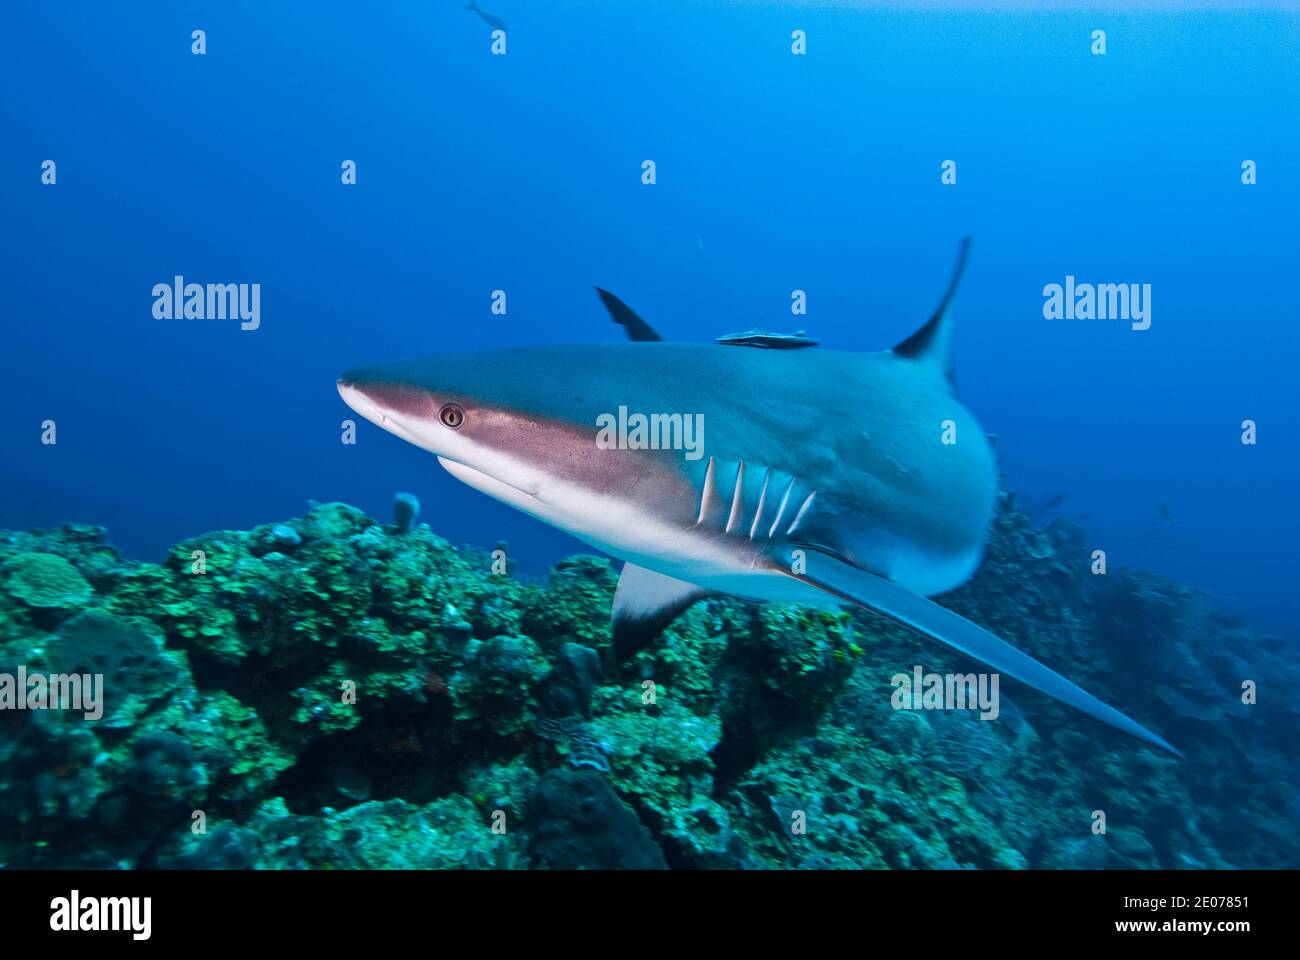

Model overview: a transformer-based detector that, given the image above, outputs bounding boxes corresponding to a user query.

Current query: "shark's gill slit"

[691,455,733,528]
[696,455,717,522]
[749,467,772,540]
[768,476,796,540]
[725,461,747,534]
[788,490,818,536]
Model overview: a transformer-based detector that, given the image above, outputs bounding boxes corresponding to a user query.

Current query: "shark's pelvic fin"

[594,287,664,342]
[611,563,712,660]
[771,544,1182,757]
[891,237,972,388]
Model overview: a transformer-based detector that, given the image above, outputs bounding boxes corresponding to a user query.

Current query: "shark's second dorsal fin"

[891,237,971,387]
[594,287,663,342]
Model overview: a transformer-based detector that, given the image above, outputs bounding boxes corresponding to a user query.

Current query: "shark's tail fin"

[891,237,971,389]
[773,544,1183,757]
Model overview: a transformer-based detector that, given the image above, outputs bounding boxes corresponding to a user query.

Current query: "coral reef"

[0,499,1296,869]
[4,552,93,615]
[393,493,420,536]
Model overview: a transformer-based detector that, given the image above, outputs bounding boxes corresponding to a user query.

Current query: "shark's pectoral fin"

[611,563,712,660]
[769,545,1182,757]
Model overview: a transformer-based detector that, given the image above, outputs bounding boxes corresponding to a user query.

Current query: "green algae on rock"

[4,552,93,611]
[0,497,1297,870]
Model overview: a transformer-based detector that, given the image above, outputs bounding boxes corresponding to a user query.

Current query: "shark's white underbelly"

[438,453,819,594]
[439,451,981,604]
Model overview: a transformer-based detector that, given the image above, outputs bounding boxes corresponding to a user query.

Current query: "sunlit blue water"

[3,1,1297,635]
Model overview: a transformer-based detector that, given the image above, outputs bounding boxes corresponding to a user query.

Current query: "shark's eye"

[439,403,465,429]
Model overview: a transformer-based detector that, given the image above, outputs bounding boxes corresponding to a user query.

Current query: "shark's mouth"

[436,456,541,501]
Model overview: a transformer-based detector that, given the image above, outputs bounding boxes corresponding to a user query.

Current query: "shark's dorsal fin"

[891,237,971,386]
[594,287,664,342]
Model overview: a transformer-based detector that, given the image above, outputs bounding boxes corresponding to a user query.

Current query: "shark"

[337,240,1181,756]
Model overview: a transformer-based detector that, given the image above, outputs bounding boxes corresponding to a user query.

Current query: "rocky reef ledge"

[1,498,1296,869]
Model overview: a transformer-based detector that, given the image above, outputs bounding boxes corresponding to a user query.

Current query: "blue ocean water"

[3,1,1297,638]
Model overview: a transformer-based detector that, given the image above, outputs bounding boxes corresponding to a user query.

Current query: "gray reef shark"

[338,240,1180,756]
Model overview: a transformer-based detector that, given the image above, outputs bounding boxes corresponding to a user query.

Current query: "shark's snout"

[336,378,376,420]
[337,376,436,427]
[337,379,392,432]
[337,365,553,508]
